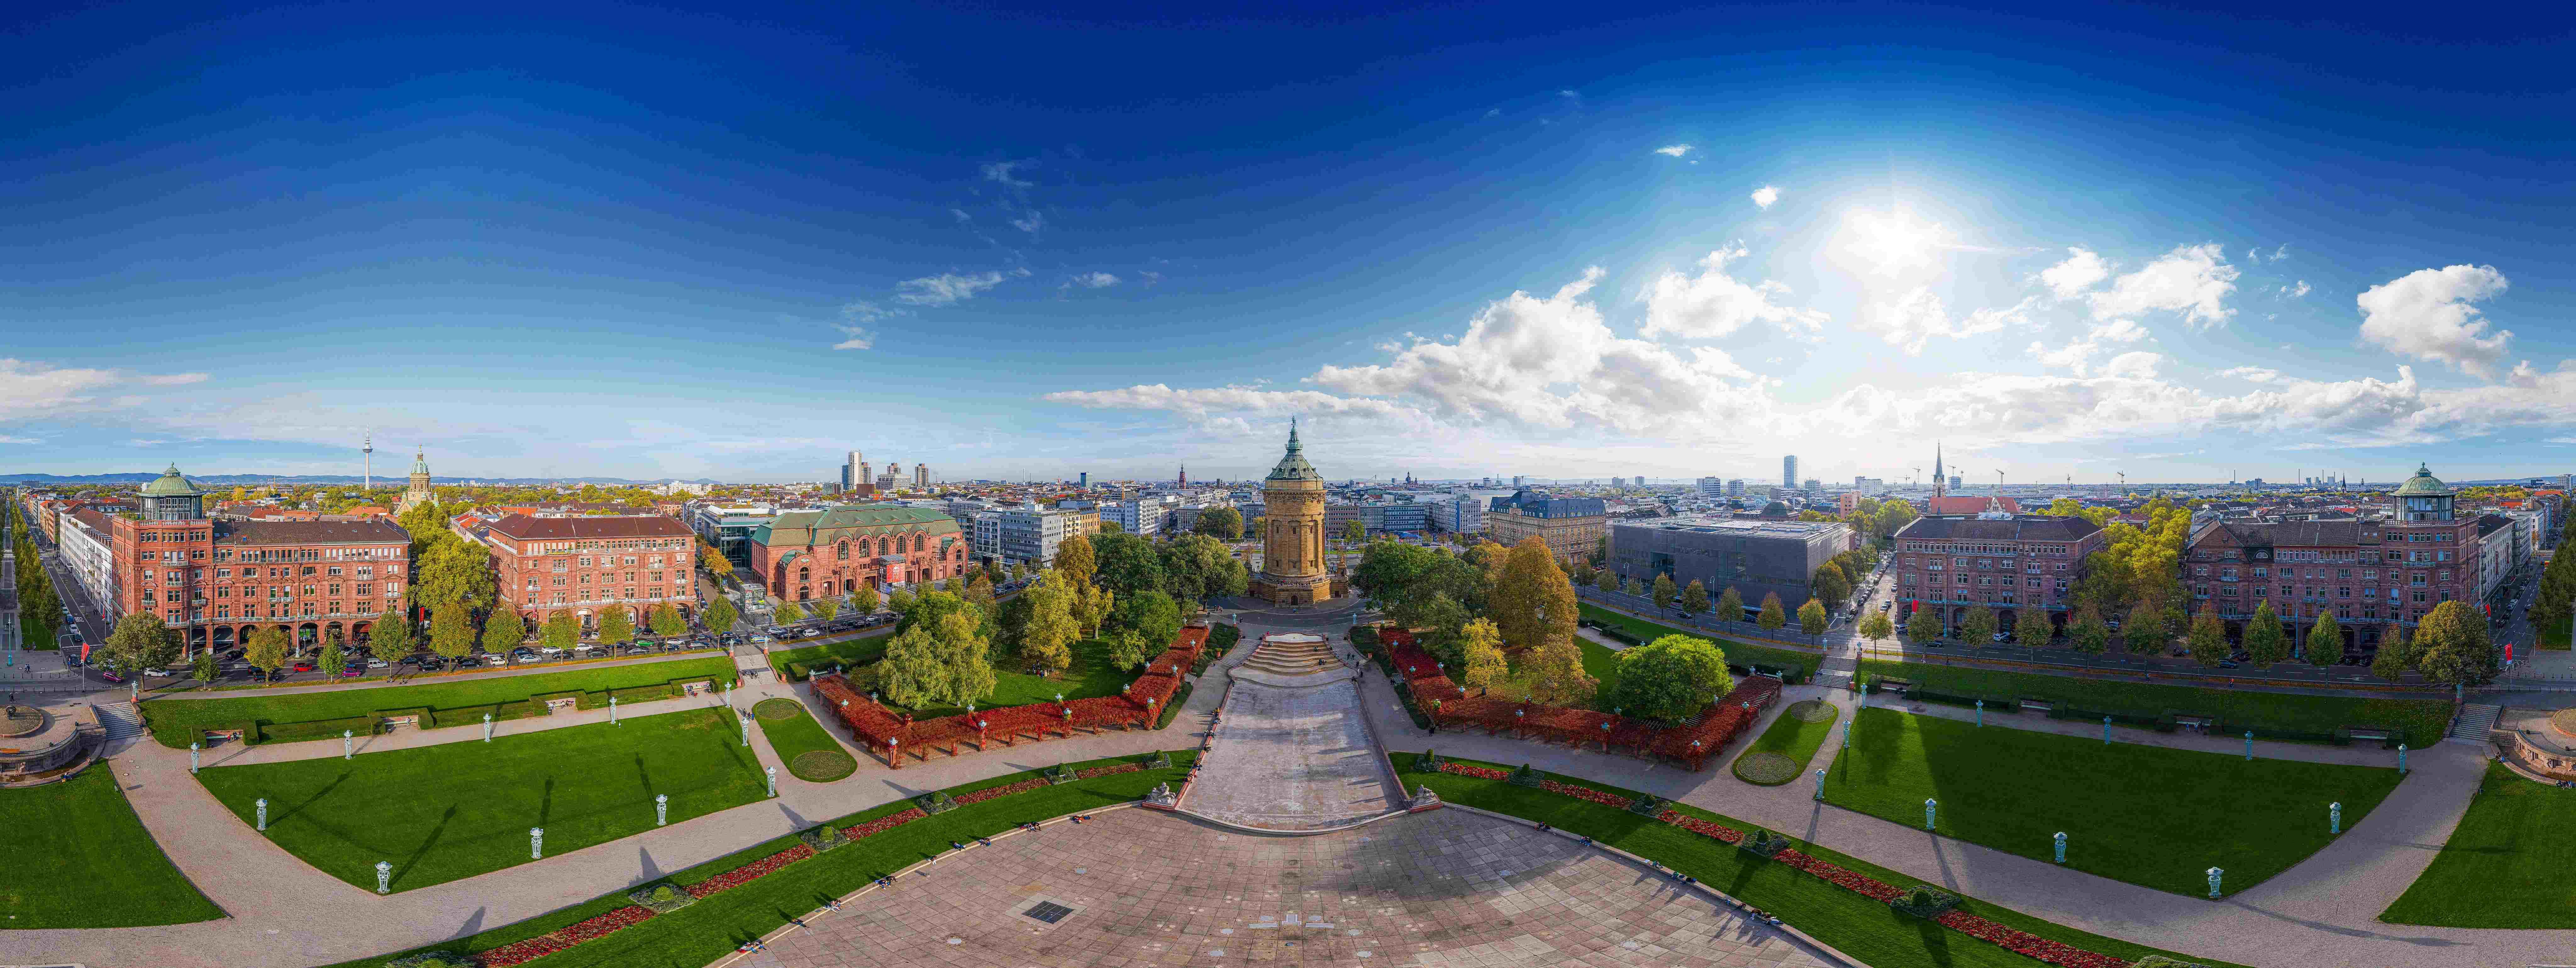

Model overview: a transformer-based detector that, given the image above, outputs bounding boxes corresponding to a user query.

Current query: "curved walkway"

[0,641,1241,968]
[1364,667,2570,968]
[1183,641,1397,832]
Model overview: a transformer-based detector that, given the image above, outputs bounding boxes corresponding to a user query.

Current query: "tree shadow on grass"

[273,771,353,824]
[396,804,459,889]
[539,775,555,829]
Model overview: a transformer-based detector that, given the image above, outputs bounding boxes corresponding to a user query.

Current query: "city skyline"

[2,5,2571,484]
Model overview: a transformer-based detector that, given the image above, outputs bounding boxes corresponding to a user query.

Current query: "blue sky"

[2,2,2572,485]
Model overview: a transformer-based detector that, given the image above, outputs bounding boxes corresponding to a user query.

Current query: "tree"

[192,651,218,684]
[2186,604,2228,667]
[1811,562,1852,611]
[1681,579,1710,613]
[598,606,636,647]
[1858,610,1894,642]
[1961,606,1997,645]
[1594,568,1617,592]
[429,606,474,667]
[2414,600,2498,687]
[1402,591,1474,668]
[2121,601,2164,656]
[1109,589,1184,656]
[1798,599,1828,635]
[414,539,497,613]
[2068,604,2109,656]
[1622,575,1643,597]
[482,609,525,654]
[2016,611,2051,648]
[1099,520,1124,534]
[543,612,580,651]
[934,608,997,707]
[773,599,805,625]
[1055,535,1097,589]
[2243,601,2289,667]
[1652,573,1678,606]
[1491,538,1578,650]
[1456,619,1507,694]
[1105,628,1151,672]
[2305,613,2343,667]
[1707,587,1742,625]
[648,603,686,638]
[101,613,180,675]
[963,574,996,607]
[886,586,916,617]
[369,615,415,665]
[1193,506,1243,541]
[1607,635,1735,722]
[2370,624,2413,683]
[1757,592,1788,634]
[1087,532,1165,596]
[1520,634,1596,707]
[1159,534,1246,604]
[697,541,734,577]
[245,626,290,682]
[1341,520,1367,545]
[316,637,347,677]
[1021,572,1082,674]
[1079,583,1114,637]
[703,597,739,634]
[813,598,841,622]
[851,582,880,614]
[876,625,952,708]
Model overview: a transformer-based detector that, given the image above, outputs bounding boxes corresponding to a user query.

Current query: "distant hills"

[1,472,719,486]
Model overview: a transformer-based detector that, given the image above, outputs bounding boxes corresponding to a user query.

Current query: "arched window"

[913,534,927,553]
[798,567,809,581]
[837,541,849,560]
[877,537,890,556]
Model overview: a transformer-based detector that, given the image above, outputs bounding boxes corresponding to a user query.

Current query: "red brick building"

[1892,503,2108,635]
[109,465,412,656]
[2184,463,2481,657]
[469,514,697,631]
[747,504,968,603]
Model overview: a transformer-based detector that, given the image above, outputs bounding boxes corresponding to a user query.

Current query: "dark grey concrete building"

[1608,517,1852,617]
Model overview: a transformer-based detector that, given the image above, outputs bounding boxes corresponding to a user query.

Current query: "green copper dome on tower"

[2392,462,2451,497]
[1265,419,1320,482]
[138,463,204,498]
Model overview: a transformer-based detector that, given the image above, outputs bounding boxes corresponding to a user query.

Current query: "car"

[1880,601,1892,611]
[799,629,821,639]
[96,669,124,683]
[365,658,388,669]
[339,665,364,677]
[536,645,565,656]
[511,647,537,659]
[143,667,174,677]
[624,646,655,655]
[750,634,773,644]
[1990,633,2009,643]
[291,661,316,673]
[484,653,508,666]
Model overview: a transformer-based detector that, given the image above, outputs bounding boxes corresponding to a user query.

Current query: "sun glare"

[1838,209,1948,277]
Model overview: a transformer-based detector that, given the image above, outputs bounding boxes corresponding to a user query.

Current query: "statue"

[1146,782,1177,806]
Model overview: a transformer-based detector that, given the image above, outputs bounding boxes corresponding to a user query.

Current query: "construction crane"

[1912,467,1922,487]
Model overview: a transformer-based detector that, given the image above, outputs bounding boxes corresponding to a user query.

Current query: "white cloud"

[895,271,1009,306]
[2039,248,2111,300]
[832,327,876,351]
[2281,280,2311,298]
[0,435,39,444]
[1654,144,1692,158]
[2356,264,2515,378]
[1749,185,1780,209]
[2219,366,2281,383]
[2024,319,2151,375]
[2086,243,2239,327]
[1638,246,1828,341]
[0,359,208,419]
[1858,290,2029,355]
[1139,271,1163,285]
[840,300,902,323]
[2099,351,2162,379]
[1482,107,1501,119]
[1009,210,1045,234]
[1070,272,1120,289]
[949,209,972,223]
[981,160,1033,189]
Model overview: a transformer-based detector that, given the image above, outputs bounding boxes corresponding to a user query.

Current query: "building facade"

[102,465,417,655]
[1251,423,1332,604]
[1609,517,1850,617]
[58,509,116,621]
[476,514,696,631]
[1893,503,2108,635]
[1485,490,1608,563]
[1429,492,1484,535]
[2182,464,2481,655]
[685,501,779,567]
[748,504,969,604]
[1783,455,1798,489]
[973,505,1082,568]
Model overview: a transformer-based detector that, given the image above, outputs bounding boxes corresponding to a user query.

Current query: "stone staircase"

[1239,638,1341,677]
[95,701,143,746]
[2450,702,2500,744]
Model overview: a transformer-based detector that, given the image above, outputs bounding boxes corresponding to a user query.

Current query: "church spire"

[1933,441,1945,498]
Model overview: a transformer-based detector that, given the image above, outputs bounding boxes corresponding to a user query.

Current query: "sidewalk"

[147,649,731,702]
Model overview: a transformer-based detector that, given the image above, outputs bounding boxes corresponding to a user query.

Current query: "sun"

[1838,209,1948,278]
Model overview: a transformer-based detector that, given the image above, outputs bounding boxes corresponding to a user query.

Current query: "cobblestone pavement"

[1186,671,1399,831]
[734,807,1834,968]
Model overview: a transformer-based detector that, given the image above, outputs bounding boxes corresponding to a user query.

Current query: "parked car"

[536,645,565,656]
[290,661,316,673]
[750,635,773,645]
[338,665,364,677]
[365,658,389,669]
[143,667,174,678]
[799,629,821,639]
[1990,633,2009,643]
[483,653,508,666]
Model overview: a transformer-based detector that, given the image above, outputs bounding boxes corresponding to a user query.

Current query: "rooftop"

[482,514,694,541]
[215,519,413,547]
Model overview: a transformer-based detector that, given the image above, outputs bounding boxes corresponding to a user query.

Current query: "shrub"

[609,683,676,704]
[1890,884,1963,919]
[387,953,481,968]
[1156,681,1194,729]
[259,715,382,743]
[625,882,697,913]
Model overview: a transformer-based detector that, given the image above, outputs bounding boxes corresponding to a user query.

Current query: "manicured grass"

[1580,604,1819,681]
[1399,753,2251,968]
[888,638,1131,720]
[752,698,856,782]
[2383,761,2576,926]
[195,707,767,892]
[0,765,224,927]
[140,656,740,748]
[765,629,895,679]
[1824,707,2401,897]
[2540,622,2570,650]
[1857,659,2451,747]
[1732,699,1840,785]
[1477,637,1625,709]
[305,750,1196,968]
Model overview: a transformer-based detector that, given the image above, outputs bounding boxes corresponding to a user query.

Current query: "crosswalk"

[2450,702,2500,744]
[95,701,142,746]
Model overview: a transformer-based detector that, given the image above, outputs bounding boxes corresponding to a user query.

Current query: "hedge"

[1156,681,1194,730]
[1858,659,2451,747]
[258,715,380,743]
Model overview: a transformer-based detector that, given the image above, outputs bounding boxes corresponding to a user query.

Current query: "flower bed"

[686,843,815,898]
[1076,763,1141,780]
[479,905,657,967]
[1478,764,2150,968]
[952,778,1048,806]
[843,807,926,840]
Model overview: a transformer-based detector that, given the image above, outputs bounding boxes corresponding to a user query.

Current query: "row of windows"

[1903,575,2071,592]
[143,565,399,581]
[207,602,384,620]
[1905,556,2071,572]
[2199,585,2452,604]
[524,572,667,588]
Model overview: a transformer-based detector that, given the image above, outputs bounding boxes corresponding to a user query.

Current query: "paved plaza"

[1187,673,1402,832]
[736,806,1836,968]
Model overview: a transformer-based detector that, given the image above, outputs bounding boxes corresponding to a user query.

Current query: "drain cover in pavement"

[1024,901,1076,924]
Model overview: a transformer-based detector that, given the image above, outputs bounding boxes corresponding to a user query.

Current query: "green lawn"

[766,629,896,680]
[1477,637,1625,709]
[2383,761,2576,926]
[1732,699,1840,785]
[0,766,224,928]
[195,707,767,892]
[307,750,1196,968]
[141,656,739,748]
[1579,604,1820,681]
[2540,622,2570,650]
[886,638,1131,720]
[753,698,856,782]
[1399,753,2250,968]
[1857,659,2451,747]
[1824,707,2401,896]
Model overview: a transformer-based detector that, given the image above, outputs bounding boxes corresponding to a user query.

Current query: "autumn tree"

[429,605,474,667]
[2016,611,2051,648]
[1652,573,1678,607]
[648,603,686,637]
[2414,600,2498,687]
[482,609,525,654]
[1520,634,1596,707]
[1857,610,1894,642]
[1798,599,1828,635]
[2370,624,2413,683]
[1680,579,1710,614]
[703,597,739,634]
[813,598,840,622]
[597,606,635,647]
[1490,537,1577,650]
[773,599,804,625]
[2186,604,2228,667]
[1456,618,1507,695]
[245,625,290,681]
[1757,592,1788,634]
[2305,613,2344,667]
[1055,535,1097,589]
[876,624,952,709]
[368,614,415,666]
[2243,601,2288,667]
[2068,604,2109,656]
[1019,571,1083,675]
[543,612,581,651]
[2121,601,2164,656]
[1961,606,1997,645]
[1717,586,1745,622]
[1811,562,1851,611]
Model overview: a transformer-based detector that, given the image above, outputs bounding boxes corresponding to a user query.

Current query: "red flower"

[844,807,927,840]
[687,843,817,897]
